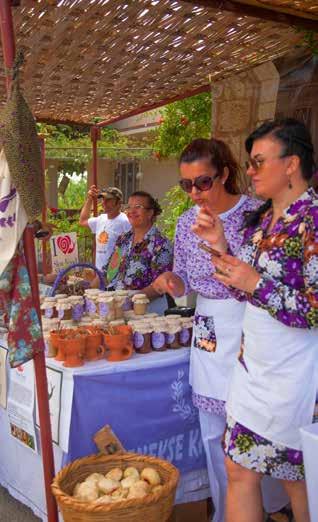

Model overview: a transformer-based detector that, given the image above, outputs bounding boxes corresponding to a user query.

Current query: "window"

[114,161,139,202]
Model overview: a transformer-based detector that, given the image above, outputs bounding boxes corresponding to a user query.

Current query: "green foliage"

[37,123,153,178]
[295,29,318,55]
[154,91,212,158]
[157,185,194,241]
[57,177,87,209]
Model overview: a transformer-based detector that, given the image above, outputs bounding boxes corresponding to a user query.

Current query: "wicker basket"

[51,452,179,522]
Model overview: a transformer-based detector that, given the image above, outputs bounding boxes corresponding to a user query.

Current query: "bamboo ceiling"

[0,0,313,126]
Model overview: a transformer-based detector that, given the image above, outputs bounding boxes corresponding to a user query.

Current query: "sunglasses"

[245,153,289,171]
[179,174,219,193]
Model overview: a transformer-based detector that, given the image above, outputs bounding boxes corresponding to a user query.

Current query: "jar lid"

[109,319,125,326]
[54,293,68,299]
[115,290,129,296]
[131,293,147,302]
[133,298,149,305]
[43,297,56,303]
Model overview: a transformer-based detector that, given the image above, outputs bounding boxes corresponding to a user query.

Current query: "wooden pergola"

[0,2,316,522]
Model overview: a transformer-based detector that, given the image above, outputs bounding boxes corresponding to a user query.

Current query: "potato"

[121,475,139,489]
[75,481,99,502]
[140,468,161,486]
[98,477,120,495]
[106,467,123,482]
[123,466,140,480]
[94,495,112,504]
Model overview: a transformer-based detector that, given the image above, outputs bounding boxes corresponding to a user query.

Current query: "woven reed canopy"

[0,0,315,126]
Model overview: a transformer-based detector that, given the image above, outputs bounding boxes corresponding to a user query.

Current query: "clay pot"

[103,325,133,362]
[85,331,105,361]
[61,335,86,367]
[51,330,68,361]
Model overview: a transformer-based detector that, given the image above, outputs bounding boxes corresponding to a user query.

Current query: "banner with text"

[68,360,206,473]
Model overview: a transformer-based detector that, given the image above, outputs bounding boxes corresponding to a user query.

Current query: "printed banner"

[50,232,78,272]
[68,360,206,473]
[7,360,37,453]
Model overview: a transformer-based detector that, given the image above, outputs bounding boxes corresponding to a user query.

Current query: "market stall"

[0,338,209,521]
[0,1,317,522]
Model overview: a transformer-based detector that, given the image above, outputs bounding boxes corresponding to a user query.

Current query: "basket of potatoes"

[51,452,179,522]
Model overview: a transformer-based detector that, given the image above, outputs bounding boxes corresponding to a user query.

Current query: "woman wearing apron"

[193,119,317,522]
[153,138,288,522]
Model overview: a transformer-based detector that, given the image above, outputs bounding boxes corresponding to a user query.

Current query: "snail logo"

[56,235,75,255]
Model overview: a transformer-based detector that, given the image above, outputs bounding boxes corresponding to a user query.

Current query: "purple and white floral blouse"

[241,187,318,329]
[104,225,173,291]
[173,195,260,299]
[174,195,260,414]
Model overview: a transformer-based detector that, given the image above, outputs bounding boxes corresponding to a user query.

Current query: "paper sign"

[50,232,78,272]
[7,360,38,453]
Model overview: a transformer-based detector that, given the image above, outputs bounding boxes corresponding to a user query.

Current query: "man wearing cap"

[79,184,130,271]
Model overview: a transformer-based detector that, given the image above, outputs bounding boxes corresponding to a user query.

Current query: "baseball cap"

[97,187,123,201]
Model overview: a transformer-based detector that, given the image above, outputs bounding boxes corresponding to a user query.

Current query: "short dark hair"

[129,191,162,217]
[179,138,241,195]
[245,118,316,181]
[244,118,316,228]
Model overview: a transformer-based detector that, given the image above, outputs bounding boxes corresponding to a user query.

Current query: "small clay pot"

[61,336,86,367]
[51,330,68,361]
[103,326,133,362]
[85,331,105,361]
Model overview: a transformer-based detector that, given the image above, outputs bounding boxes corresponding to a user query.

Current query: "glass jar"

[132,323,152,354]
[151,325,167,351]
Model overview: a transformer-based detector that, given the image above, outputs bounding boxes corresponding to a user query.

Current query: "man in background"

[79,185,130,271]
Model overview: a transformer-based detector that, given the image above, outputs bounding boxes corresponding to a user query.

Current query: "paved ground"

[0,486,40,522]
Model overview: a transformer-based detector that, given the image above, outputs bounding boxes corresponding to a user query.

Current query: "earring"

[288,177,293,189]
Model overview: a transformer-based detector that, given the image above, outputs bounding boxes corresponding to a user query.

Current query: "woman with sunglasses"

[152,138,287,522]
[103,190,173,314]
[192,119,318,522]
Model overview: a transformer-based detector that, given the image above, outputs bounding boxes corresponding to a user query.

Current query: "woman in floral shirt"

[104,191,173,314]
[193,118,317,522]
[153,139,286,522]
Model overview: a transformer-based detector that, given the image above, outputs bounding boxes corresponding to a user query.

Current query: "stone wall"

[211,62,280,170]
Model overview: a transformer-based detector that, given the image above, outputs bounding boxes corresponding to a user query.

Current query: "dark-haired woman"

[153,139,287,522]
[104,191,173,314]
[193,119,317,522]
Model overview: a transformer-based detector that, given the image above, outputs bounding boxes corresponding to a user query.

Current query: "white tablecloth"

[0,346,209,521]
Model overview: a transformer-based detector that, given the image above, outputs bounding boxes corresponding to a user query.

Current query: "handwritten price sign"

[50,233,78,272]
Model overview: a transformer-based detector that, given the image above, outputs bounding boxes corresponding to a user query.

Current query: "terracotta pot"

[103,326,133,362]
[85,331,105,361]
[61,336,86,367]
[51,330,69,361]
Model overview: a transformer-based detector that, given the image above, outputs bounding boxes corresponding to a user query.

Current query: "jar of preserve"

[133,323,152,354]
[151,325,167,352]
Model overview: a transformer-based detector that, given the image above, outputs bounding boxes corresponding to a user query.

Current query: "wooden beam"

[181,0,318,31]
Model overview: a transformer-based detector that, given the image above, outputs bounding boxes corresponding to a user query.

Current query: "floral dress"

[104,225,173,290]
[224,187,318,480]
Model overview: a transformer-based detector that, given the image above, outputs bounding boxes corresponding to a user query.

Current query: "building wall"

[139,158,179,200]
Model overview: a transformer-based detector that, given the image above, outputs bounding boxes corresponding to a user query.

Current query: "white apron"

[190,295,246,401]
[227,303,318,449]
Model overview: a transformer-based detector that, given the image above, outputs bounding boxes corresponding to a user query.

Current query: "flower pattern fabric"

[224,415,305,480]
[0,245,43,367]
[192,393,226,417]
[193,313,217,352]
[240,188,318,329]
[104,225,173,290]
[174,196,260,298]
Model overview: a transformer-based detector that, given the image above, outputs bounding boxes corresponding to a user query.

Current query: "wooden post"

[0,2,58,521]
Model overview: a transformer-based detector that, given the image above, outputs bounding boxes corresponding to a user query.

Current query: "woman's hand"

[152,272,185,298]
[212,254,260,294]
[191,206,228,253]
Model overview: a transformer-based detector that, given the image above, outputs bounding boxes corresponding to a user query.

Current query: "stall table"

[0,342,209,521]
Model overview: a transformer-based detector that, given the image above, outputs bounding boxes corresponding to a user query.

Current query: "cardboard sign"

[50,232,78,273]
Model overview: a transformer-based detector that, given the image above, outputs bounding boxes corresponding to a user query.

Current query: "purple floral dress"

[174,196,260,416]
[104,225,173,290]
[224,188,318,480]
